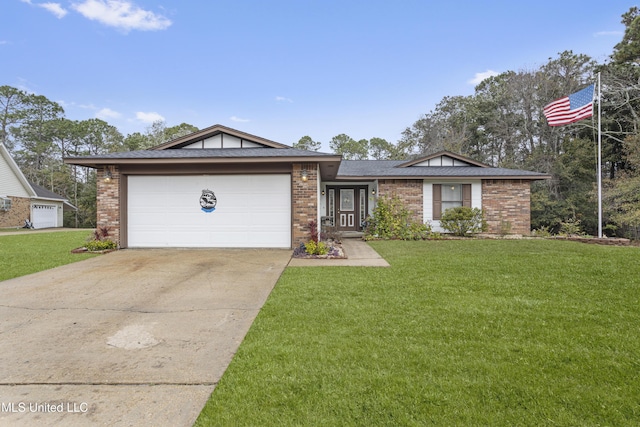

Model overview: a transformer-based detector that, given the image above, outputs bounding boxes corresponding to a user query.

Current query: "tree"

[76,119,123,155]
[122,120,199,151]
[368,137,401,160]
[612,7,640,64]
[603,135,640,238]
[0,85,30,150]
[11,94,65,184]
[165,122,198,141]
[293,135,321,151]
[123,132,149,151]
[329,134,369,159]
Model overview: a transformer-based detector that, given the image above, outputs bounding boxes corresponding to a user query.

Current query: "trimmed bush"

[440,206,487,236]
[85,239,117,251]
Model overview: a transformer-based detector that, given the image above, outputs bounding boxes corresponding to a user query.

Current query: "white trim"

[423,180,482,232]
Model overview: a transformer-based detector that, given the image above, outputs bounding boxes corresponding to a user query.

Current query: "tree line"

[2,7,640,237]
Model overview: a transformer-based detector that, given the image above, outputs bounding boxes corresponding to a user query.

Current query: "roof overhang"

[64,154,344,181]
[336,174,552,181]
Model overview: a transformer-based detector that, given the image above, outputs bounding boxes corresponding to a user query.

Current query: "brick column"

[377,179,424,222]
[96,166,120,245]
[482,179,531,235]
[292,163,318,246]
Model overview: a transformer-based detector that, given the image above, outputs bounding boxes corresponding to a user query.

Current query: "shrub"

[304,240,329,256]
[440,206,487,236]
[85,226,117,252]
[93,226,111,241]
[307,220,319,243]
[499,219,512,236]
[85,239,117,251]
[364,195,431,240]
[532,226,552,237]
[559,218,583,236]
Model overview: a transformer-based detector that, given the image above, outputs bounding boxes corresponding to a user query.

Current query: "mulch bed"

[292,240,346,259]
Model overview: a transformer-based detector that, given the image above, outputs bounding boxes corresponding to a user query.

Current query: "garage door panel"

[128,175,291,248]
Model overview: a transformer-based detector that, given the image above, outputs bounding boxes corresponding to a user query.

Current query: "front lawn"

[0,230,97,281]
[195,239,640,426]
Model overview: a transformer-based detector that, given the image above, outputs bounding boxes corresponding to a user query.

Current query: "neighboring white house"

[0,142,75,229]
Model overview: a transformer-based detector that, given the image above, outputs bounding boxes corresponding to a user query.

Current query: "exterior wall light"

[104,167,113,183]
[301,169,308,182]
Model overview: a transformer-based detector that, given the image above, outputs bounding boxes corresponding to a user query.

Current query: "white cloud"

[275,96,293,103]
[97,108,122,119]
[71,0,172,32]
[39,3,68,18]
[468,70,500,85]
[230,116,250,123]
[136,111,164,123]
[20,0,68,18]
[594,31,624,37]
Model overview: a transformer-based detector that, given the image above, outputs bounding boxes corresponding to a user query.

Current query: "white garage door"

[127,175,291,248]
[32,204,58,229]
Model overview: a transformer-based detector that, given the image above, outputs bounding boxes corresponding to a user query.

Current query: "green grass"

[195,240,640,426]
[0,230,97,281]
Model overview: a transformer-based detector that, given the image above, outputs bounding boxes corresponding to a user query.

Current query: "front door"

[326,186,368,232]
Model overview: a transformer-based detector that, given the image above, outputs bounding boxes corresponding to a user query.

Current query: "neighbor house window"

[432,184,471,220]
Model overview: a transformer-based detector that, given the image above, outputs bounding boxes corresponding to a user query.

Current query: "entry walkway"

[288,238,390,267]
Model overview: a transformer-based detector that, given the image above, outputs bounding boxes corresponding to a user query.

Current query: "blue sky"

[0,1,632,151]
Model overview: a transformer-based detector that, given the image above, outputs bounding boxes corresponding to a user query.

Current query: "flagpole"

[597,72,603,238]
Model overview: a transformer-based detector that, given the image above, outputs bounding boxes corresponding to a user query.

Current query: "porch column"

[96,165,120,245]
[292,163,318,245]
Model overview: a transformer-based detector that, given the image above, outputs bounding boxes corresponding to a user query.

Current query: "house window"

[433,184,471,220]
[442,184,462,212]
[328,189,335,225]
[359,188,366,228]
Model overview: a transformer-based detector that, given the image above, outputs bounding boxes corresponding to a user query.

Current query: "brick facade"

[0,196,30,228]
[377,179,424,222]
[291,163,318,245]
[96,166,121,245]
[482,179,531,235]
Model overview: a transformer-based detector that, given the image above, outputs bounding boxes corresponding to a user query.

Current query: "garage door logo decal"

[200,189,217,213]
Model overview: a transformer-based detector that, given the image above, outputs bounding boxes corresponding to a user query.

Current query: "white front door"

[127,174,291,248]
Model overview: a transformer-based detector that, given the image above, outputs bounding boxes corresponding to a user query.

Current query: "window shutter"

[433,184,442,220]
[462,184,471,207]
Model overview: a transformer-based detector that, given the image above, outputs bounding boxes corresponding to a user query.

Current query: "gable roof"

[0,142,35,197]
[65,125,343,179]
[397,151,490,168]
[1,142,74,206]
[152,124,289,150]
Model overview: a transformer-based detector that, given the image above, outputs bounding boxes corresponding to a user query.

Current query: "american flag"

[543,84,595,126]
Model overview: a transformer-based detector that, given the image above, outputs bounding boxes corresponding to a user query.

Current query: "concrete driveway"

[0,248,292,426]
